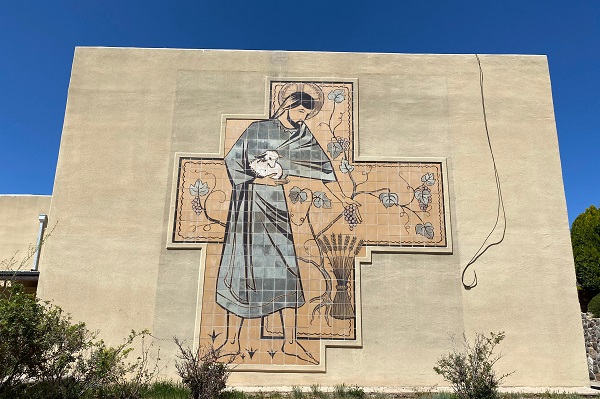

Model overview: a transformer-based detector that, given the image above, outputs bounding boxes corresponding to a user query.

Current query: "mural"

[170,80,449,370]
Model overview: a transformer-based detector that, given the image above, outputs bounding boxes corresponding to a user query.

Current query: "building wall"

[37,48,588,387]
[0,195,51,268]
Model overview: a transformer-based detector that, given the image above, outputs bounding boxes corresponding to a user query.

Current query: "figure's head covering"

[276,83,324,119]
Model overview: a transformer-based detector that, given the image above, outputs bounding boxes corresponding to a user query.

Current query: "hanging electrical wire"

[461,54,507,290]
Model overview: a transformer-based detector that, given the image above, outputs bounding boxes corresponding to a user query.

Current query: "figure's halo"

[278,82,324,119]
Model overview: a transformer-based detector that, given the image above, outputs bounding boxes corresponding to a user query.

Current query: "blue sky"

[0,1,598,224]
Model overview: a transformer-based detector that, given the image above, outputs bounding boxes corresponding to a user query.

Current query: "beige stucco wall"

[38,48,587,387]
[0,195,51,268]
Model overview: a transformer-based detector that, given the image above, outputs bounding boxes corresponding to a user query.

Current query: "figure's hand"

[253,173,289,186]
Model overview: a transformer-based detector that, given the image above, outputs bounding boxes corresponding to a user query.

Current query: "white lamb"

[249,150,284,179]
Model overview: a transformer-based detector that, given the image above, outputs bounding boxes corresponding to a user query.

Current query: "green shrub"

[346,386,365,399]
[0,284,50,396]
[334,385,347,398]
[292,386,304,399]
[434,332,512,399]
[334,385,365,399]
[587,294,600,317]
[370,392,387,399]
[222,389,248,399]
[311,385,327,399]
[0,284,158,399]
[141,380,191,399]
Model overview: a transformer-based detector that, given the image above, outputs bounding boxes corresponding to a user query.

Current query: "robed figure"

[215,83,357,364]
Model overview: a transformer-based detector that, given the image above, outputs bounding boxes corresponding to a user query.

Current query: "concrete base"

[233,386,598,396]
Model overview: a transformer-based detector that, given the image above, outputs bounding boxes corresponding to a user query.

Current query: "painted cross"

[168,80,451,371]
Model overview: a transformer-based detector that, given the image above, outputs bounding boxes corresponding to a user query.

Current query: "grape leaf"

[289,186,307,204]
[340,159,355,174]
[190,179,210,197]
[313,191,332,209]
[327,141,344,160]
[327,89,346,104]
[414,188,431,205]
[421,173,435,186]
[416,222,435,239]
[300,191,308,203]
[379,192,398,208]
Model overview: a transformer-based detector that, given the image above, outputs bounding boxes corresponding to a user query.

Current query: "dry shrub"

[174,338,233,399]
[434,332,512,399]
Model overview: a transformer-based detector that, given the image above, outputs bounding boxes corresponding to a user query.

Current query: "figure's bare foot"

[216,339,241,360]
[281,340,318,365]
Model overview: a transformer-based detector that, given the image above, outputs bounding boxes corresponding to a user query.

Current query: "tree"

[571,205,600,311]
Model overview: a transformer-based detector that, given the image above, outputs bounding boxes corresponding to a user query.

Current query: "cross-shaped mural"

[168,79,451,371]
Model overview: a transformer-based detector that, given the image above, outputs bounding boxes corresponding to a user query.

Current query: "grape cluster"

[343,204,360,231]
[192,197,203,215]
[419,202,429,212]
[336,137,350,151]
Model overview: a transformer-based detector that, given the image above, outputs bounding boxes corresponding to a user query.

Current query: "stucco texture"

[0,195,51,268]
[37,48,587,387]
